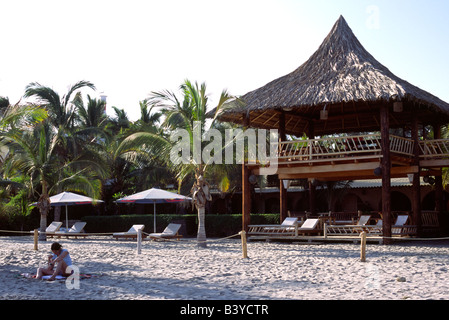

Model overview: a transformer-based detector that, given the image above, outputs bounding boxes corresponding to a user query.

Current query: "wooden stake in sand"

[360,231,367,262]
[239,230,248,259]
[33,229,38,251]
[137,228,142,255]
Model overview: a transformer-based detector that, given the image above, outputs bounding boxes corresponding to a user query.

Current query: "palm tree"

[147,79,233,247]
[0,101,48,168]
[23,81,99,222]
[2,122,102,240]
[0,101,47,130]
[2,81,103,240]
[134,99,163,133]
[73,93,108,129]
[24,80,96,129]
[107,106,131,135]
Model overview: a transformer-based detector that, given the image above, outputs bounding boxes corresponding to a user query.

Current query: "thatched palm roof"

[217,15,449,136]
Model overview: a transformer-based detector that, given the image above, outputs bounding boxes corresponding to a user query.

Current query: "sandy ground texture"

[1,235,449,300]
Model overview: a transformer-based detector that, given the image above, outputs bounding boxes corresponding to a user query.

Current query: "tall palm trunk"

[192,174,212,248]
[37,189,51,241]
[197,205,207,248]
[36,180,51,241]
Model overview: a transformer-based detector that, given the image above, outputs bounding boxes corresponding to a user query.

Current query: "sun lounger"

[392,215,417,236]
[330,212,358,225]
[53,222,88,239]
[149,223,182,240]
[113,224,147,240]
[29,221,63,236]
[362,219,383,235]
[248,217,299,237]
[325,215,371,235]
[297,218,321,235]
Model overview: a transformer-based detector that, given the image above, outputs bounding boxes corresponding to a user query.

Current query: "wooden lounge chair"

[297,218,320,235]
[149,223,182,240]
[363,219,383,235]
[330,212,357,225]
[53,222,88,239]
[353,215,373,233]
[326,215,371,235]
[248,217,299,237]
[113,224,147,240]
[392,215,417,236]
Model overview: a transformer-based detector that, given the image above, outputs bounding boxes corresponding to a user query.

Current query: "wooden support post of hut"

[434,124,444,214]
[380,104,392,243]
[279,112,288,222]
[411,113,422,236]
[307,121,316,215]
[242,113,251,232]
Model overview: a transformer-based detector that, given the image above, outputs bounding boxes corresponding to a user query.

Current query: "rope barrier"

[0,229,35,234]
[0,229,244,249]
[2,228,448,262]
[0,229,115,236]
[140,231,242,243]
[382,236,449,241]
[2,229,449,242]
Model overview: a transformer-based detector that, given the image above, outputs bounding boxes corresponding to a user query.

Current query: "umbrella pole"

[65,205,68,230]
[154,202,156,233]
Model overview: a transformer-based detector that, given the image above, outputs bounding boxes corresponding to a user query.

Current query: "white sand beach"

[1,235,449,301]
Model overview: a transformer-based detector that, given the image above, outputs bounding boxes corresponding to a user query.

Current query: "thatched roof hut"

[217,15,449,136]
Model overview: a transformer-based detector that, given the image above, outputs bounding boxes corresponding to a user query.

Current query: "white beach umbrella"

[33,191,104,229]
[115,188,191,232]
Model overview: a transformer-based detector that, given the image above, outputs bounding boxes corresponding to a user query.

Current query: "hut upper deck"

[249,133,449,180]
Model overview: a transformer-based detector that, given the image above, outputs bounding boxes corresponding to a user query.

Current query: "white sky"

[0,0,448,121]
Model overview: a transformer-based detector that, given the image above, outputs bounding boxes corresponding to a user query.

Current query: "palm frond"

[52,172,102,200]
[24,82,61,109]
[62,80,96,108]
[0,104,47,129]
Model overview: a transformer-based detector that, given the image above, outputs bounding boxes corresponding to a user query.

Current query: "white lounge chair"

[53,222,87,238]
[392,215,417,235]
[248,217,299,236]
[30,221,63,236]
[46,221,63,234]
[149,223,182,240]
[364,219,383,235]
[326,215,371,235]
[297,218,321,235]
[113,224,146,240]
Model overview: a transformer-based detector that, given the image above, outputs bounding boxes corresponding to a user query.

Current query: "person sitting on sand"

[36,242,73,281]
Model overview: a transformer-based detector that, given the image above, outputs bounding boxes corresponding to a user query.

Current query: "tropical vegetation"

[0,79,242,243]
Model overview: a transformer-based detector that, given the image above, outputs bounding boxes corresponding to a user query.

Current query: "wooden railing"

[389,135,415,156]
[275,134,414,164]
[419,139,449,159]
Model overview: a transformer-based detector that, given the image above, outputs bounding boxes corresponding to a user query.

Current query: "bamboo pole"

[33,229,38,251]
[240,230,248,259]
[360,231,367,262]
[137,228,142,255]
